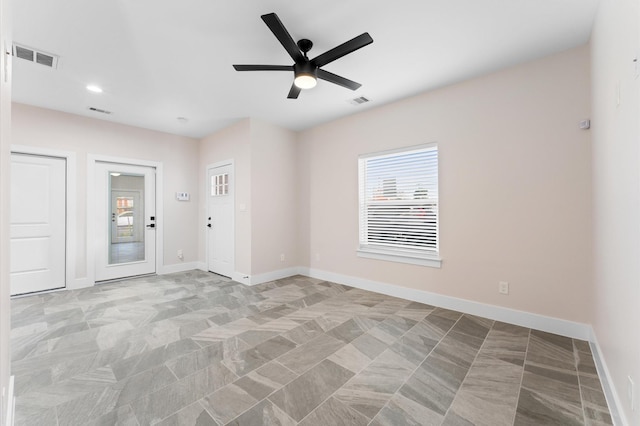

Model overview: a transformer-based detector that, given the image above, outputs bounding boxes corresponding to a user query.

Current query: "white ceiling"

[12,0,599,139]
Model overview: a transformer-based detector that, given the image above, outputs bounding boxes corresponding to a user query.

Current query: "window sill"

[357,247,442,268]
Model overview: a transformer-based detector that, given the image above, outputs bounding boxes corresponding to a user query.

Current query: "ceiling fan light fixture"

[293,61,318,89]
[294,73,317,89]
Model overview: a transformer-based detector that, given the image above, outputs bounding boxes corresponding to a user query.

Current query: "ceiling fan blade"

[261,13,305,63]
[311,33,373,68]
[233,65,293,71]
[317,69,362,90]
[287,83,301,99]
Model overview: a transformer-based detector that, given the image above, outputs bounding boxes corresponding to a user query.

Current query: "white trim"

[5,375,14,426]
[10,145,77,291]
[357,247,442,268]
[299,267,591,340]
[232,272,251,286]
[250,267,302,286]
[196,261,207,272]
[69,277,92,290]
[358,141,438,160]
[160,262,199,275]
[87,154,164,285]
[590,329,627,426]
[205,160,235,278]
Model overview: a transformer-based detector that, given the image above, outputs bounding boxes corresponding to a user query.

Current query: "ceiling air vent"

[88,107,112,115]
[12,43,59,69]
[349,96,370,106]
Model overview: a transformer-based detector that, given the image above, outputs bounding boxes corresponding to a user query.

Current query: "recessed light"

[86,85,103,93]
[110,172,121,177]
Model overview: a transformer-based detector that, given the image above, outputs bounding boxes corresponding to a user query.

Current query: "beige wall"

[250,119,299,275]
[198,118,299,279]
[11,103,200,281]
[198,119,252,276]
[591,0,640,423]
[299,45,593,323]
[0,0,11,421]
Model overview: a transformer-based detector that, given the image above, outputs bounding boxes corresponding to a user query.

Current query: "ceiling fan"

[233,13,373,99]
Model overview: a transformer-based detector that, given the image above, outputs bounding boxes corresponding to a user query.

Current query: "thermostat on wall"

[176,192,190,201]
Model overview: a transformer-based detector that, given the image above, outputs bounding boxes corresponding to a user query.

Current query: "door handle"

[207,224,212,228]
[146,223,155,228]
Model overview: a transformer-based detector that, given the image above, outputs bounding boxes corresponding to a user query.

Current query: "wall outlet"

[499,281,509,295]
[628,376,635,411]
[280,253,285,262]
[177,249,183,260]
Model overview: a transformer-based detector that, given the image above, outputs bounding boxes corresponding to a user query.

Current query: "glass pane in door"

[109,173,145,264]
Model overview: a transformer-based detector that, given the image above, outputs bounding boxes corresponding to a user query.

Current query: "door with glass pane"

[95,162,156,281]
[207,164,234,278]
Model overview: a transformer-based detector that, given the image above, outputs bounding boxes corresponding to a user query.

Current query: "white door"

[207,164,234,278]
[95,162,156,281]
[10,153,66,295]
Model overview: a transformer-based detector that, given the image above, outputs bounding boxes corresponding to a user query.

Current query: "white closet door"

[10,153,66,295]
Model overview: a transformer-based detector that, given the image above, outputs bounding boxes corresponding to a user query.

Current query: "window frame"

[357,143,441,268]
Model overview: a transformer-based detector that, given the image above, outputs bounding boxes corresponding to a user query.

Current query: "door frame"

[206,160,235,278]
[10,145,77,291]
[87,154,163,284]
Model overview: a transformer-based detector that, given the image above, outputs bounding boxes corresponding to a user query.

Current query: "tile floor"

[10,271,613,425]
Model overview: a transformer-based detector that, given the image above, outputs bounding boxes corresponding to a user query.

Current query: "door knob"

[207,224,212,228]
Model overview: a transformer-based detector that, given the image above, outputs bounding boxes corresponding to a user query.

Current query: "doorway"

[10,153,66,295]
[95,162,156,281]
[207,162,234,278]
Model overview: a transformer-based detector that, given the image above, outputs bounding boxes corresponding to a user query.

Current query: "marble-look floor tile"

[200,383,258,425]
[226,399,296,426]
[130,362,237,425]
[333,388,391,420]
[269,359,354,421]
[328,342,374,373]
[299,396,369,426]
[166,341,224,379]
[276,333,345,374]
[234,361,298,400]
[154,401,218,426]
[371,393,443,426]
[443,356,523,426]
[10,271,613,426]
[223,335,297,376]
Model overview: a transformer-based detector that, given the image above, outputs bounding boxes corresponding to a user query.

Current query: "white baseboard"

[160,262,199,275]
[194,263,251,285]
[590,330,627,426]
[249,267,304,286]
[68,277,92,290]
[301,267,592,341]
[232,273,251,286]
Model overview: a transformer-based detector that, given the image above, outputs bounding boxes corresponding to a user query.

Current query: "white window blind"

[358,144,439,266]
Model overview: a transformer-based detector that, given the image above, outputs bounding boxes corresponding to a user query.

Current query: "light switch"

[176,192,190,201]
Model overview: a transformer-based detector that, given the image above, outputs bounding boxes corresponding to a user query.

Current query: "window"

[358,143,440,267]
[211,173,229,196]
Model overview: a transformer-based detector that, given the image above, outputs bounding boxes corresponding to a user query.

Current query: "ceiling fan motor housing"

[294,61,317,78]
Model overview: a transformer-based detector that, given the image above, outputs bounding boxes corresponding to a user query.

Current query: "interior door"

[95,162,156,281]
[207,164,234,278]
[10,153,66,295]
